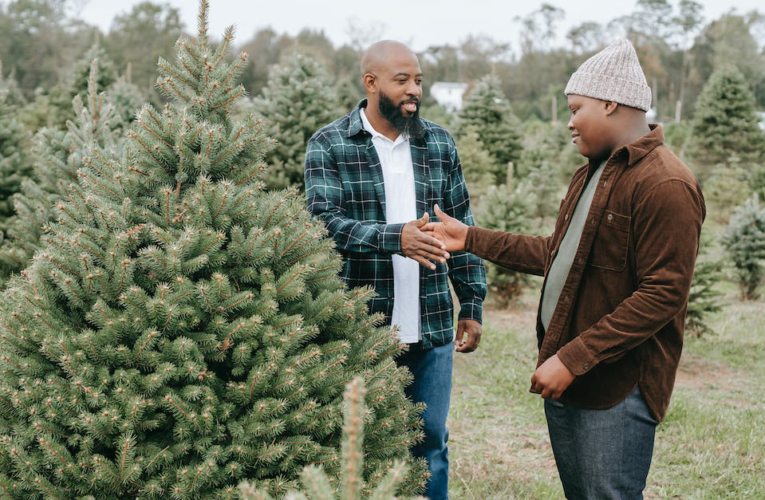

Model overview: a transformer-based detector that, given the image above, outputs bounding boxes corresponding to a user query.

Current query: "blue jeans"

[396,341,453,500]
[544,386,659,500]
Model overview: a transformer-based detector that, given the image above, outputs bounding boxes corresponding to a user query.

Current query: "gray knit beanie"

[564,38,652,112]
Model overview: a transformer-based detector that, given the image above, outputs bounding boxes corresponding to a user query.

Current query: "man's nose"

[406,82,421,97]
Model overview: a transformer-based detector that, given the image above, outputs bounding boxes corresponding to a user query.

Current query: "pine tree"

[685,232,724,336]
[0,61,120,281]
[476,168,537,304]
[0,71,31,234]
[239,378,424,500]
[107,76,146,135]
[722,194,765,300]
[455,125,500,199]
[0,3,427,498]
[457,74,522,175]
[689,67,765,176]
[254,54,340,190]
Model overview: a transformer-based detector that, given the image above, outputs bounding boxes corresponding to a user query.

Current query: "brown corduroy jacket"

[466,125,705,421]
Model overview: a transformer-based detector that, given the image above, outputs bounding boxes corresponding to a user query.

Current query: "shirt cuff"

[557,336,598,376]
[457,300,483,324]
[380,223,406,253]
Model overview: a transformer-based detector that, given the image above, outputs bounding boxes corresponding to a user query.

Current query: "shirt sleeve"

[557,179,706,375]
[304,136,405,254]
[443,138,487,323]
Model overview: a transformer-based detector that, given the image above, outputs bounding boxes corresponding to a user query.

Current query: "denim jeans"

[544,385,659,500]
[396,341,453,500]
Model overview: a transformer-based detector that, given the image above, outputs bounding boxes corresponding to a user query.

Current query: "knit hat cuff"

[565,71,652,112]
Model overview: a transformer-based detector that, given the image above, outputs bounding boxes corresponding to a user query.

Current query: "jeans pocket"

[588,210,630,272]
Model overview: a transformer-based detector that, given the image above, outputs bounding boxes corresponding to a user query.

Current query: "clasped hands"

[414,204,575,398]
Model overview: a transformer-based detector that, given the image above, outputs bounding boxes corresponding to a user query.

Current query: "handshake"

[401,204,469,269]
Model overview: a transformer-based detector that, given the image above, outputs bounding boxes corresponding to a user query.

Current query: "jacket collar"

[347,98,432,139]
[620,123,664,167]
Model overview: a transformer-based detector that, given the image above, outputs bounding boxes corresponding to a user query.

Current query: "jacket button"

[607,214,613,222]
[583,363,590,370]
[564,213,569,221]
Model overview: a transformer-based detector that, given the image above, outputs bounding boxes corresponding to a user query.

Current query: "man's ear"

[604,101,619,116]
[363,73,377,94]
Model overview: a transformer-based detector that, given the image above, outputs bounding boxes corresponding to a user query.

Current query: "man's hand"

[455,319,482,353]
[421,204,469,253]
[402,212,450,270]
[530,354,575,400]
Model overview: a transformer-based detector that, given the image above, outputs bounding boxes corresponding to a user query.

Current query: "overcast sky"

[77,0,762,52]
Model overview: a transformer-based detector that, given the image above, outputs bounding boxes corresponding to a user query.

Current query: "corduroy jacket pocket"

[589,210,631,272]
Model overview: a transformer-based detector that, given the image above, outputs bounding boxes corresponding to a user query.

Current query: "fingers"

[454,322,465,350]
[456,330,480,352]
[413,212,429,228]
[434,204,451,222]
[412,255,437,271]
[420,222,439,232]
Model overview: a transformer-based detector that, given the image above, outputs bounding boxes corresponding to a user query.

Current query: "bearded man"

[304,40,487,499]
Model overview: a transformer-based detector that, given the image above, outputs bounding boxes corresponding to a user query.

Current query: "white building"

[429,82,468,113]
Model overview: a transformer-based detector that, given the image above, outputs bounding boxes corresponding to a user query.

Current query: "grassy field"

[447,282,765,499]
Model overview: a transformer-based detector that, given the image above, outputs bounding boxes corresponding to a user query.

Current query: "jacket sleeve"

[556,179,706,375]
[304,136,405,254]
[465,227,550,276]
[443,139,487,323]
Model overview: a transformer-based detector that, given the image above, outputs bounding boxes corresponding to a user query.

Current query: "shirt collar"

[360,107,409,145]
[621,124,665,166]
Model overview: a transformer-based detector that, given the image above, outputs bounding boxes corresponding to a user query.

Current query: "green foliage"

[0,3,427,497]
[106,77,146,135]
[0,71,31,230]
[457,74,522,172]
[689,67,765,176]
[476,172,537,304]
[254,54,340,190]
[455,126,500,198]
[703,159,752,223]
[0,60,121,281]
[685,232,724,336]
[240,378,423,500]
[722,194,765,300]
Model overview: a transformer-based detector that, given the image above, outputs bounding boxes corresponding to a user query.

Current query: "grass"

[447,287,765,499]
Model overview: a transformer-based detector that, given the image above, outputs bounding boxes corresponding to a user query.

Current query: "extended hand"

[421,204,469,253]
[530,354,575,400]
[401,212,450,270]
[455,319,482,353]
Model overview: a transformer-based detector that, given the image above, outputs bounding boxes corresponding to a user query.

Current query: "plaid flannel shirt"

[305,100,487,349]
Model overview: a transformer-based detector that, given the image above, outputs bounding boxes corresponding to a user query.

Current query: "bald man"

[304,40,486,498]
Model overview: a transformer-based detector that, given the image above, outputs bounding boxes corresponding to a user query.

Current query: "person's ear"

[604,101,618,116]
[363,73,377,94]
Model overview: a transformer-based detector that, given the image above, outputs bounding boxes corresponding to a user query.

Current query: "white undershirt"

[360,108,421,343]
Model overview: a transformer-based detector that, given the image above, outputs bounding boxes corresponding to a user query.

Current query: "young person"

[423,39,705,499]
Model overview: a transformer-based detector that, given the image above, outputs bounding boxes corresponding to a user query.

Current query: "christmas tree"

[254,54,340,190]
[0,61,121,281]
[476,167,537,304]
[107,76,147,135]
[455,125,501,199]
[0,2,427,497]
[457,74,522,175]
[239,378,424,500]
[722,194,765,300]
[689,67,765,176]
[685,232,723,336]
[0,70,31,234]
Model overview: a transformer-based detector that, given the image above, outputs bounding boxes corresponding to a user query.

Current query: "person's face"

[567,94,614,160]
[375,50,423,117]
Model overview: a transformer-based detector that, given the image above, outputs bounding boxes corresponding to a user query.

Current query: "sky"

[76,0,763,52]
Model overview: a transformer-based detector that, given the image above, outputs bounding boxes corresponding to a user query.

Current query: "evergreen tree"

[106,76,146,135]
[722,194,765,300]
[685,232,724,336]
[0,61,120,281]
[689,67,765,175]
[477,169,537,304]
[254,54,340,190]
[240,378,423,500]
[455,125,500,199]
[0,3,427,498]
[0,70,31,233]
[457,74,522,175]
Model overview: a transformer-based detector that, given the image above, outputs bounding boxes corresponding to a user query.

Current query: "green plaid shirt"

[305,100,486,348]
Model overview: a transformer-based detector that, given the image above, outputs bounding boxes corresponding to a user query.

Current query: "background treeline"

[1,0,765,329]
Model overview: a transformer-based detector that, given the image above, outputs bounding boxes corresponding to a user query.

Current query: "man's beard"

[378,91,425,141]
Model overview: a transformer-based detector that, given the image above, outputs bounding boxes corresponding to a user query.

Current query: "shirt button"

[583,363,590,370]
[564,213,569,221]
[607,214,613,222]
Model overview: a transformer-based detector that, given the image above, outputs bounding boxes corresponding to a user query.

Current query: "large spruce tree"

[0,71,31,233]
[0,2,426,497]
